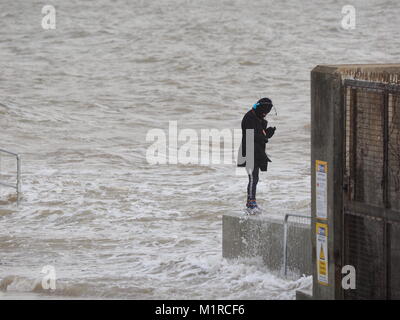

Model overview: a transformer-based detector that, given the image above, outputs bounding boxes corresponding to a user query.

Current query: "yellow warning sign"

[316,223,328,285]
[319,246,327,275]
[319,246,325,260]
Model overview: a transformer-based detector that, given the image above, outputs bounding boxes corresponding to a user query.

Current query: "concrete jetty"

[222,213,312,278]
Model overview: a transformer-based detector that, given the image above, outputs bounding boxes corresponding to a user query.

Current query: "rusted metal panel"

[344,213,386,299]
[388,94,400,212]
[354,89,385,207]
[389,222,400,299]
[343,80,400,300]
[345,79,400,93]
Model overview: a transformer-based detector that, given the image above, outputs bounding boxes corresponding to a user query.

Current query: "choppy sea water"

[0,0,399,299]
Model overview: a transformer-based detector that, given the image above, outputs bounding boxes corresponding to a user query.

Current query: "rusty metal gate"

[343,80,400,299]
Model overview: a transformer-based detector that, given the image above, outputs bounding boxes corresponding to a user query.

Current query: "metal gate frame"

[283,213,311,277]
[0,148,21,204]
[342,79,400,299]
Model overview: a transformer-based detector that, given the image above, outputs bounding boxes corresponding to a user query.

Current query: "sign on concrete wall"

[316,222,329,285]
[316,160,328,220]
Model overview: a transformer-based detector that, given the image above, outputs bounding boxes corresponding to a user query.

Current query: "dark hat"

[253,97,273,114]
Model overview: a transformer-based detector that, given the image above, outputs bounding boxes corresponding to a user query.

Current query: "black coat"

[237,110,271,171]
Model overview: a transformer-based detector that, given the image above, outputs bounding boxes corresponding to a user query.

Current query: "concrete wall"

[310,64,400,300]
[222,213,312,278]
[311,66,343,300]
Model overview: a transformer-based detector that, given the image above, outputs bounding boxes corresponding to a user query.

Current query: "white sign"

[316,160,328,220]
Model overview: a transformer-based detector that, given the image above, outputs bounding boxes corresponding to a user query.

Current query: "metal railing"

[283,213,311,277]
[0,149,21,204]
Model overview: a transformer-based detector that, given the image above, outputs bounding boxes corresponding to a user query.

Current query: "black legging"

[247,166,260,201]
